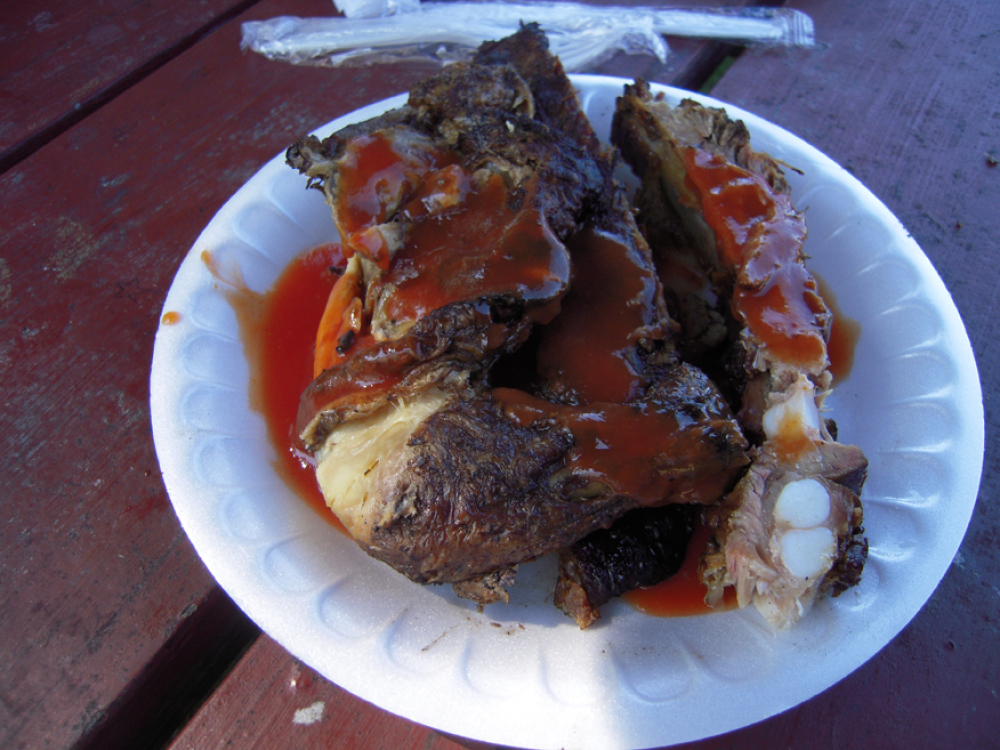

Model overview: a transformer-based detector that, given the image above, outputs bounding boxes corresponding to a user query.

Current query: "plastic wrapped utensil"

[241,3,814,72]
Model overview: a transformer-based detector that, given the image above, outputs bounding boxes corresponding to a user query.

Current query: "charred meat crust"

[289,90,618,244]
[287,27,617,247]
[286,108,411,190]
[298,299,533,450]
[472,24,604,156]
[611,83,762,400]
[552,362,746,627]
[555,504,697,628]
[359,364,746,586]
[612,82,830,375]
[289,26,623,444]
[612,80,790,196]
[362,397,581,583]
[827,526,868,594]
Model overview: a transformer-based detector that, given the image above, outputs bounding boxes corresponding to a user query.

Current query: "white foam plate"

[150,76,983,749]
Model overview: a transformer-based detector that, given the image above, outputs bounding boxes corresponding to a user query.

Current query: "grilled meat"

[555,504,697,629]
[612,81,868,628]
[319,379,746,590]
[288,29,748,608]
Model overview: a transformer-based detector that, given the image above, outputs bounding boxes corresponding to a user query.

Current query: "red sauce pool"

[815,273,861,382]
[216,244,348,533]
[623,519,737,616]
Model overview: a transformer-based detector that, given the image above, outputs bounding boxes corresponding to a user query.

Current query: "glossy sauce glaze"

[497,223,744,615]
[493,387,738,507]
[816,273,861,382]
[375,172,569,328]
[682,148,829,373]
[301,158,571,431]
[536,227,661,404]
[623,519,736,616]
[335,131,459,270]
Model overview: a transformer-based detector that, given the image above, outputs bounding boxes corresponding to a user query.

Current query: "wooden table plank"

[0,0,262,171]
[166,635,471,750]
[672,1,999,746]
[169,2,1000,748]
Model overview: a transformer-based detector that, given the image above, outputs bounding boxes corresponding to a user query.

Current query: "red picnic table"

[2,1,997,748]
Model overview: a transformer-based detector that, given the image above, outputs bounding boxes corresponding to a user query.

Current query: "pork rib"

[612,81,868,628]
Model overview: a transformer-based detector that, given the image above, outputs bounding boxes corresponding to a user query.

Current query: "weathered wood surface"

[0,0,747,748]
[165,635,472,750]
[0,0,261,171]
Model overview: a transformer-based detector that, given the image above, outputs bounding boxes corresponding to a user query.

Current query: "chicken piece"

[612,81,867,628]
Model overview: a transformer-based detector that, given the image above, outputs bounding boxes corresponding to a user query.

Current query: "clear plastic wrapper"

[335,0,420,17]
[241,4,814,71]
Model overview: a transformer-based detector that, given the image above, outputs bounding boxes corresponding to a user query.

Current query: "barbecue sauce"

[207,245,348,532]
[536,227,661,404]
[335,132,460,270]
[233,239,735,614]
[300,151,571,430]
[816,274,861,382]
[243,136,776,617]
[682,148,828,372]
[376,172,569,327]
[493,387,740,507]
[623,519,737,616]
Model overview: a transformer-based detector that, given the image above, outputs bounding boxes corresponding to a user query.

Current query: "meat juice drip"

[623,519,737,616]
[682,148,828,372]
[815,273,861,382]
[536,227,659,403]
[206,245,348,533]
